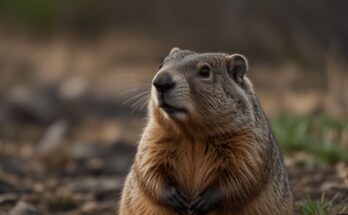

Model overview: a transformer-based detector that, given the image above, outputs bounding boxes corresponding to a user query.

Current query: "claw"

[190,186,222,215]
[160,184,190,213]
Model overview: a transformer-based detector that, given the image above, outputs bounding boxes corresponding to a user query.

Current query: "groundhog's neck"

[143,110,271,198]
[152,111,254,140]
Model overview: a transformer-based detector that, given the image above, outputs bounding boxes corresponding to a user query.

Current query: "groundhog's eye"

[158,63,163,69]
[199,65,211,78]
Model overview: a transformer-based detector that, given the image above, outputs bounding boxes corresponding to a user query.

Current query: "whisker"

[120,78,151,96]
[130,94,149,110]
[130,96,147,109]
[121,73,153,114]
[122,91,149,105]
[130,94,150,113]
[139,96,150,111]
[130,91,149,107]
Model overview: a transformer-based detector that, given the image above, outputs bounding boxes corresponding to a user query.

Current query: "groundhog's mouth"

[159,103,187,115]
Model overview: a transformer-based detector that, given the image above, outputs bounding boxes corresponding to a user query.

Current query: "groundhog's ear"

[169,47,181,55]
[226,54,248,84]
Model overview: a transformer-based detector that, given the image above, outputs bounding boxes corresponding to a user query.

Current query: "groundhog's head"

[151,48,255,131]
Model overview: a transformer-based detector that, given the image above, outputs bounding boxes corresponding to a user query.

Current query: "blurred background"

[0,0,347,214]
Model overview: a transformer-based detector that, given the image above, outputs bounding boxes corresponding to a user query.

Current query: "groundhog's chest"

[173,140,216,198]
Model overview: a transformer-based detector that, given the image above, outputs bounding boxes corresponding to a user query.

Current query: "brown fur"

[119,49,293,215]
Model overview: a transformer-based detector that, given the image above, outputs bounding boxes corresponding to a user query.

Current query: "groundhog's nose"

[153,72,176,93]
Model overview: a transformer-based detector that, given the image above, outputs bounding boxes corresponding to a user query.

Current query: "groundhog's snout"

[152,71,188,116]
[153,72,176,93]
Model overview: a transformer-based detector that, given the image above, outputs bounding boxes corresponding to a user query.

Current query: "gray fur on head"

[152,48,260,133]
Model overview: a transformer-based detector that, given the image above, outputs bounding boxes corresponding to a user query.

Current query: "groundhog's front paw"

[190,186,223,215]
[159,184,189,214]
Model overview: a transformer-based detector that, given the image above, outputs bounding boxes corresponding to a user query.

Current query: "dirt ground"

[0,112,347,215]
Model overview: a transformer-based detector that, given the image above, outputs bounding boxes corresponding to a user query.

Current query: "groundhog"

[119,48,294,215]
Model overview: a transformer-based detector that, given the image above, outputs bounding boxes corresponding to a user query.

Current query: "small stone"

[9,201,41,215]
[6,86,59,124]
[59,77,88,101]
[0,193,18,205]
[33,183,44,193]
[37,120,68,156]
[64,177,122,194]
[69,142,102,160]
[81,201,97,213]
